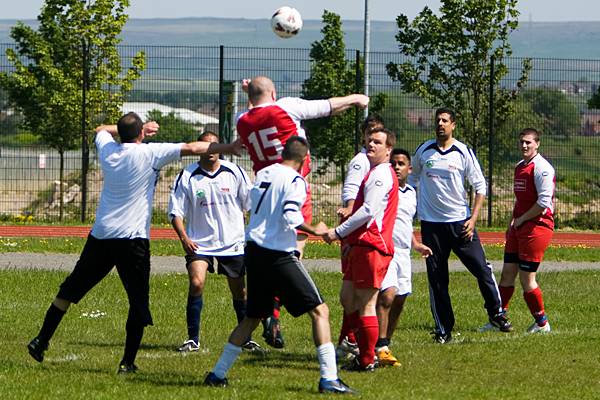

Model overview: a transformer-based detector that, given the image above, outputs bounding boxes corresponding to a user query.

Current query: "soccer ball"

[271,6,303,39]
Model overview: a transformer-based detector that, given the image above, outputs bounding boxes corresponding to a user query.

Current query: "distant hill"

[2,18,600,59]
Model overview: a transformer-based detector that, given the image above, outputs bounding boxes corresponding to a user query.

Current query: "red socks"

[499,285,515,310]
[357,315,378,367]
[523,287,546,323]
[338,312,358,344]
[272,297,281,320]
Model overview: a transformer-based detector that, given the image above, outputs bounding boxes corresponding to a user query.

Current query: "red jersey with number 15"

[236,97,331,177]
[513,153,555,229]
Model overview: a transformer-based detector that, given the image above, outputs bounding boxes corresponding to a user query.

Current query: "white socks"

[316,342,338,381]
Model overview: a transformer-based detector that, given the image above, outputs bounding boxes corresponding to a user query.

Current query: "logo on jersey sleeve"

[353,164,362,170]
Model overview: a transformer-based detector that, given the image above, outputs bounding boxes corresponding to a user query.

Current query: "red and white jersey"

[513,153,555,229]
[335,163,399,255]
[236,97,331,177]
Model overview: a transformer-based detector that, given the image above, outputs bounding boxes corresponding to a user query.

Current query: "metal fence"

[2,43,600,228]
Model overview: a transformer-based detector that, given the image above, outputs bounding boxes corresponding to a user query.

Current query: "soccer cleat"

[241,340,266,354]
[262,317,285,349]
[203,372,228,387]
[376,348,401,367]
[27,337,48,363]
[117,362,138,374]
[431,331,452,344]
[336,337,359,362]
[527,321,551,334]
[177,339,200,352]
[489,312,514,332]
[318,378,357,394]
[342,357,377,372]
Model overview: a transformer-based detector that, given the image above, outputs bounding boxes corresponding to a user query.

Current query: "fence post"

[80,38,89,223]
[218,45,224,142]
[487,55,495,227]
[354,50,361,154]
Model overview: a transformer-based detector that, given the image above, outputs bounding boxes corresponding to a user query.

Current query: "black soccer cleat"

[262,317,285,349]
[431,331,452,344]
[117,362,139,375]
[27,337,48,363]
[489,312,513,332]
[203,372,228,387]
[341,357,377,372]
[318,378,357,394]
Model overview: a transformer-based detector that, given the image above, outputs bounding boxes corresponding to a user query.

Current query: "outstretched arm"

[328,94,369,115]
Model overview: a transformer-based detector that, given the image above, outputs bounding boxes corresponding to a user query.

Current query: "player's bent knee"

[309,303,330,321]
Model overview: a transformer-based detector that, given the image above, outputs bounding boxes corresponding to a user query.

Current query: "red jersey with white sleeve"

[236,97,331,177]
[335,163,399,255]
[513,153,555,229]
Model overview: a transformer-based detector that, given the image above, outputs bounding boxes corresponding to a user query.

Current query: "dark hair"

[391,148,411,163]
[366,126,396,148]
[197,130,219,142]
[519,127,541,142]
[361,113,385,133]
[282,136,309,163]
[117,112,143,143]
[435,107,456,123]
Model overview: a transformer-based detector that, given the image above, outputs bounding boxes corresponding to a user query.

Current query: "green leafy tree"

[0,0,145,220]
[144,110,199,143]
[522,88,580,138]
[386,0,531,158]
[302,10,385,177]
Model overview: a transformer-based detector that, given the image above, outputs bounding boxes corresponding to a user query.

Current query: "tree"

[302,10,385,177]
[386,0,531,157]
[522,88,580,137]
[0,0,145,220]
[144,109,199,143]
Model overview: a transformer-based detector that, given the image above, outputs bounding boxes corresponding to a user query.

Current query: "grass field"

[1,267,599,399]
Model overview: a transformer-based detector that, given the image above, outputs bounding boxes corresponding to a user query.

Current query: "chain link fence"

[2,43,600,228]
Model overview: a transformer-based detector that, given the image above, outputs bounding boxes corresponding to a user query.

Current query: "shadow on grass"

[67,340,177,352]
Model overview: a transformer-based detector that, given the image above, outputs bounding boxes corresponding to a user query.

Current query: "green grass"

[1,268,599,399]
[2,237,600,261]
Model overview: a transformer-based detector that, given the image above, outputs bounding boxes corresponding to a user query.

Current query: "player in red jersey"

[497,128,555,334]
[323,127,398,371]
[237,76,369,347]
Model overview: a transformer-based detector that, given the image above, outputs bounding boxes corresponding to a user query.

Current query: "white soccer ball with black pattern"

[271,6,303,39]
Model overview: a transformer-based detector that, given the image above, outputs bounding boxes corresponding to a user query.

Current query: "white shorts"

[380,247,412,296]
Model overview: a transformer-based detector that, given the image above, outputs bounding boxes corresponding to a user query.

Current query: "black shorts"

[184,254,245,278]
[57,235,153,327]
[244,241,324,318]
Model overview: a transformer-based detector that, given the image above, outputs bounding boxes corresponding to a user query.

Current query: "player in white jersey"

[27,113,241,373]
[205,137,355,394]
[168,131,263,353]
[409,108,511,343]
[375,148,432,367]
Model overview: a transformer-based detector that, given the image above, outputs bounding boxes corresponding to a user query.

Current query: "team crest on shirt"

[195,189,206,199]
[425,160,435,168]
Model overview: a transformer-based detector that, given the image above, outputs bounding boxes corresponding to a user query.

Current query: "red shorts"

[296,184,313,236]
[504,221,553,264]
[343,246,392,289]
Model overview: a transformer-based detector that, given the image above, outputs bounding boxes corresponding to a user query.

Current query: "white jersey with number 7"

[246,163,307,253]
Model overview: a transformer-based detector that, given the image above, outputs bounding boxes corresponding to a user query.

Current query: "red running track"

[0,226,599,247]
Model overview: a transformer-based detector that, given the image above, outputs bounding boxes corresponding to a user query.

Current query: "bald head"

[248,76,276,105]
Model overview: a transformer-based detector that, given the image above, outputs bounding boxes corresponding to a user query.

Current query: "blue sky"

[4,0,599,22]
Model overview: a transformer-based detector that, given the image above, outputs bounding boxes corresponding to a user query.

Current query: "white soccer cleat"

[335,337,359,362]
[527,322,551,334]
[177,339,199,352]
